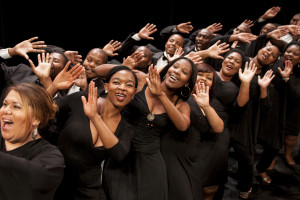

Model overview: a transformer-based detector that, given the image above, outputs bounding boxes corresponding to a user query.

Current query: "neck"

[98,97,122,119]
[5,131,40,151]
[252,56,264,74]
[217,71,232,82]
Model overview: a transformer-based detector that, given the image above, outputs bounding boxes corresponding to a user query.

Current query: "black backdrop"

[0,0,297,58]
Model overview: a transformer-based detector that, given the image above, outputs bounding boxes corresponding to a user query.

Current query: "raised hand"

[261,6,281,20]
[75,69,88,91]
[206,23,223,34]
[241,19,254,28]
[207,40,230,59]
[237,33,258,43]
[167,47,184,62]
[192,82,210,108]
[9,36,47,59]
[176,21,194,34]
[103,40,122,57]
[52,61,84,90]
[81,81,98,119]
[146,64,163,97]
[258,69,275,89]
[185,52,203,65]
[64,50,83,64]
[28,52,53,81]
[122,51,144,70]
[278,60,294,79]
[239,61,257,84]
[138,23,157,40]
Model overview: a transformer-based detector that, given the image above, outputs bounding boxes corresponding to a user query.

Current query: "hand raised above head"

[176,21,194,34]
[138,23,157,40]
[103,40,122,57]
[9,36,47,60]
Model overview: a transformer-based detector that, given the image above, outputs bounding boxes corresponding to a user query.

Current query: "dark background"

[0,0,298,58]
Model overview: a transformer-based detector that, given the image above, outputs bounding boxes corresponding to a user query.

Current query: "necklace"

[147,113,155,121]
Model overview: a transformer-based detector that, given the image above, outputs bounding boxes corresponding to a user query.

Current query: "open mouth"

[2,118,13,130]
[169,74,179,83]
[116,93,126,102]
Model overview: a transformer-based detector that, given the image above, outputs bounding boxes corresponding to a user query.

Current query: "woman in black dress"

[46,65,138,200]
[120,57,197,200]
[256,42,300,183]
[160,63,224,200]
[203,49,256,200]
[0,83,65,200]
[280,42,300,166]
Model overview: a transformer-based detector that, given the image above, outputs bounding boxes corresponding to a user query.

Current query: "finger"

[63,61,72,72]
[31,41,45,45]
[81,96,87,106]
[46,52,50,63]
[32,44,47,49]
[38,53,41,65]
[205,85,210,94]
[27,36,39,42]
[42,52,46,62]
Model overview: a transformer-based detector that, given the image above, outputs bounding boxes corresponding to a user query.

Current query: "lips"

[169,74,179,83]
[1,118,13,131]
[115,93,126,102]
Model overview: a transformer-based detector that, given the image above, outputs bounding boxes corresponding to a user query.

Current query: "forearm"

[158,93,190,131]
[260,87,268,99]
[201,105,224,133]
[90,115,119,148]
[237,82,250,107]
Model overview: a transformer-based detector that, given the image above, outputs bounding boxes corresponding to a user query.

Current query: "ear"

[32,118,40,127]
[104,83,109,93]
[185,83,189,87]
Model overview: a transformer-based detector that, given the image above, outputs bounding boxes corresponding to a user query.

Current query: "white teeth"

[170,75,178,82]
[116,93,125,97]
[3,119,12,123]
[227,65,233,69]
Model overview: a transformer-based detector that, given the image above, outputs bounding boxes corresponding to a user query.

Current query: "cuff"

[131,33,142,41]
[0,48,12,59]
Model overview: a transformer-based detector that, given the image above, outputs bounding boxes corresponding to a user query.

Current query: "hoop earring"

[180,86,191,98]
[32,128,38,140]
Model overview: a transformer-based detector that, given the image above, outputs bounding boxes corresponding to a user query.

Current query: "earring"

[105,90,108,93]
[32,128,38,140]
[180,86,191,98]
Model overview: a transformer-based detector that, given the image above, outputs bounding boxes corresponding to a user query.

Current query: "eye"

[182,70,188,75]
[14,105,21,109]
[126,83,134,88]
[112,81,120,85]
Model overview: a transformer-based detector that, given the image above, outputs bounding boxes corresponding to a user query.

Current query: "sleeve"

[289,74,300,99]
[0,147,64,198]
[106,120,134,162]
[159,25,178,39]
[0,48,12,59]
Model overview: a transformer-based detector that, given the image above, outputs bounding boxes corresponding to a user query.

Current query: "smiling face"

[0,90,37,146]
[104,70,137,108]
[283,44,300,66]
[83,48,108,79]
[163,59,193,90]
[196,72,214,89]
[221,52,243,77]
[165,34,184,56]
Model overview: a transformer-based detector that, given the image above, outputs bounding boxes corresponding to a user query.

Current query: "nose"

[1,106,12,115]
[118,83,126,91]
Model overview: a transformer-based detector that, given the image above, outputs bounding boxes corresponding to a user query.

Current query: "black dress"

[201,73,241,186]
[160,96,210,200]
[0,137,65,200]
[121,85,170,200]
[53,91,134,200]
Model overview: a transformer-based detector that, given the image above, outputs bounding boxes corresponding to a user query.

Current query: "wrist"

[8,47,17,57]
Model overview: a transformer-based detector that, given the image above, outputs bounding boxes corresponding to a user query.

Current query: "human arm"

[237,61,257,106]
[102,40,122,57]
[81,81,119,149]
[46,62,84,97]
[27,52,53,87]
[146,65,191,131]
[7,36,47,60]
[258,69,275,98]
[192,82,224,133]
[0,145,64,199]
